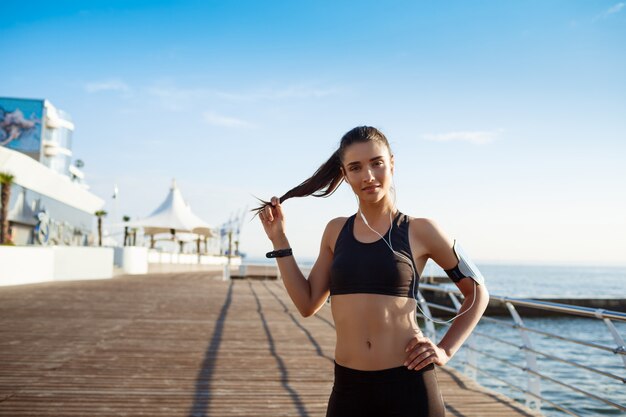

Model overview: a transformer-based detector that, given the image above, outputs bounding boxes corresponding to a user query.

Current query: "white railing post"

[595,309,626,369]
[505,302,541,411]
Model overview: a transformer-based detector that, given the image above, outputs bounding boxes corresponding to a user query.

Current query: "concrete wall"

[147,250,241,266]
[112,248,241,275]
[0,246,113,286]
[53,246,114,281]
[0,246,54,286]
[114,246,149,275]
[0,245,243,286]
[147,263,228,274]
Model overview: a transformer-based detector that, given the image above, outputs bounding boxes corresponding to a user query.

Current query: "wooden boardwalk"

[0,272,542,417]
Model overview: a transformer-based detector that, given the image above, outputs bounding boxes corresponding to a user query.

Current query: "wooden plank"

[0,272,541,416]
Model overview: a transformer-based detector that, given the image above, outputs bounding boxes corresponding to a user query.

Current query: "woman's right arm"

[260,197,333,317]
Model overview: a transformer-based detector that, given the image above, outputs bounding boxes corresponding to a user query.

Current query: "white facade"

[0,146,103,215]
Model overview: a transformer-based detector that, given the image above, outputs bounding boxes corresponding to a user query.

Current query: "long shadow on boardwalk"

[188,280,234,417]
[250,281,310,417]
[270,280,335,330]
[263,281,333,362]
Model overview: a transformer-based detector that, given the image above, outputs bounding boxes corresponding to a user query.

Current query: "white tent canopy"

[131,180,214,237]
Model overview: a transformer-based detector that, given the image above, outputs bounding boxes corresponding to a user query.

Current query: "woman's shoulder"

[326,215,352,231]
[405,215,446,240]
[403,213,437,227]
[322,215,354,238]
[321,216,352,250]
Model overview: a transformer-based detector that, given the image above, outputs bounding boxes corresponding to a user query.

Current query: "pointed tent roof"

[133,180,214,237]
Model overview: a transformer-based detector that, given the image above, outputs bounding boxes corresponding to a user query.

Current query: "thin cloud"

[145,86,210,111]
[146,86,209,101]
[144,83,338,112]
[606,2,624,15]
[145,83,337,102]
[423,130,502,145]
[215,85,339,101]
[203,111,252,128]
[593,2,624,21]
[84,79,130,93]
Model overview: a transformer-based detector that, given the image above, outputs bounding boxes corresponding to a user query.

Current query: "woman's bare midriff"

[331,293,423,371]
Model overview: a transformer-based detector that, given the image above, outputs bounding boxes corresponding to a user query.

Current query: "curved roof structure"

[133,180,214,237]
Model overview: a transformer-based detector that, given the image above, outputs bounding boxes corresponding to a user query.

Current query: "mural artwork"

[0,98,43,154]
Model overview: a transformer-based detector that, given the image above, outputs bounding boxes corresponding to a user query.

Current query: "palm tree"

[122,215,130,246]
[94,210,107,246]
[0,172,15,244]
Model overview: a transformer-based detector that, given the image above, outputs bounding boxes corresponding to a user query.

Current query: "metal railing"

[416,282,626,417]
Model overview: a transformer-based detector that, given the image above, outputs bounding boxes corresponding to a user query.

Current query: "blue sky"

[2,1,625,264]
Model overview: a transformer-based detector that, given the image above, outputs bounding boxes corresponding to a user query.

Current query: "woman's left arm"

[404,219,490,371]
[435,277,490,360]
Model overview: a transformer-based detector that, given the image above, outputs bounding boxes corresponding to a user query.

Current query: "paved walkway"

[0,272,541,416]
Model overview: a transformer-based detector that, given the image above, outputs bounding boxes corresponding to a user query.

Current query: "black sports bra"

[329,211,420,299]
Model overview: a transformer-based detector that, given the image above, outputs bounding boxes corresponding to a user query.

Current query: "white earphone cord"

[358,207,477,324]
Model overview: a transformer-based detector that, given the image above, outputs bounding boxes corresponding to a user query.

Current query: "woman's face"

[341,140,394,204]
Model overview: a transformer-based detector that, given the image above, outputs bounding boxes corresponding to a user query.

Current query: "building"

[0,97,104,246]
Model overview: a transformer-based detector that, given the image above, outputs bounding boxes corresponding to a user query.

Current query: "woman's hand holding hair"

[259,196,288,247]
[403,335,451,371]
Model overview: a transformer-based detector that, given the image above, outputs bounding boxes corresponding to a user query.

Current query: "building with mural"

[0,97,104,246]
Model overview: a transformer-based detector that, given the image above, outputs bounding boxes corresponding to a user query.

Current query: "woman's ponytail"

[253,150,344,215]
[253,126,390,216]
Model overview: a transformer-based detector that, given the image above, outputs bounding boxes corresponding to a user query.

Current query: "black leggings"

[326,361,446,417]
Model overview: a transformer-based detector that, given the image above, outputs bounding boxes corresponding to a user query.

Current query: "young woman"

[257,126,489,417]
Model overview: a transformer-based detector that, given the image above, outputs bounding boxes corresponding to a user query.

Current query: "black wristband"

[266,248,293,258]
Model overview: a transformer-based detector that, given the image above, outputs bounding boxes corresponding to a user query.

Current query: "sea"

[244,258,626,416]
